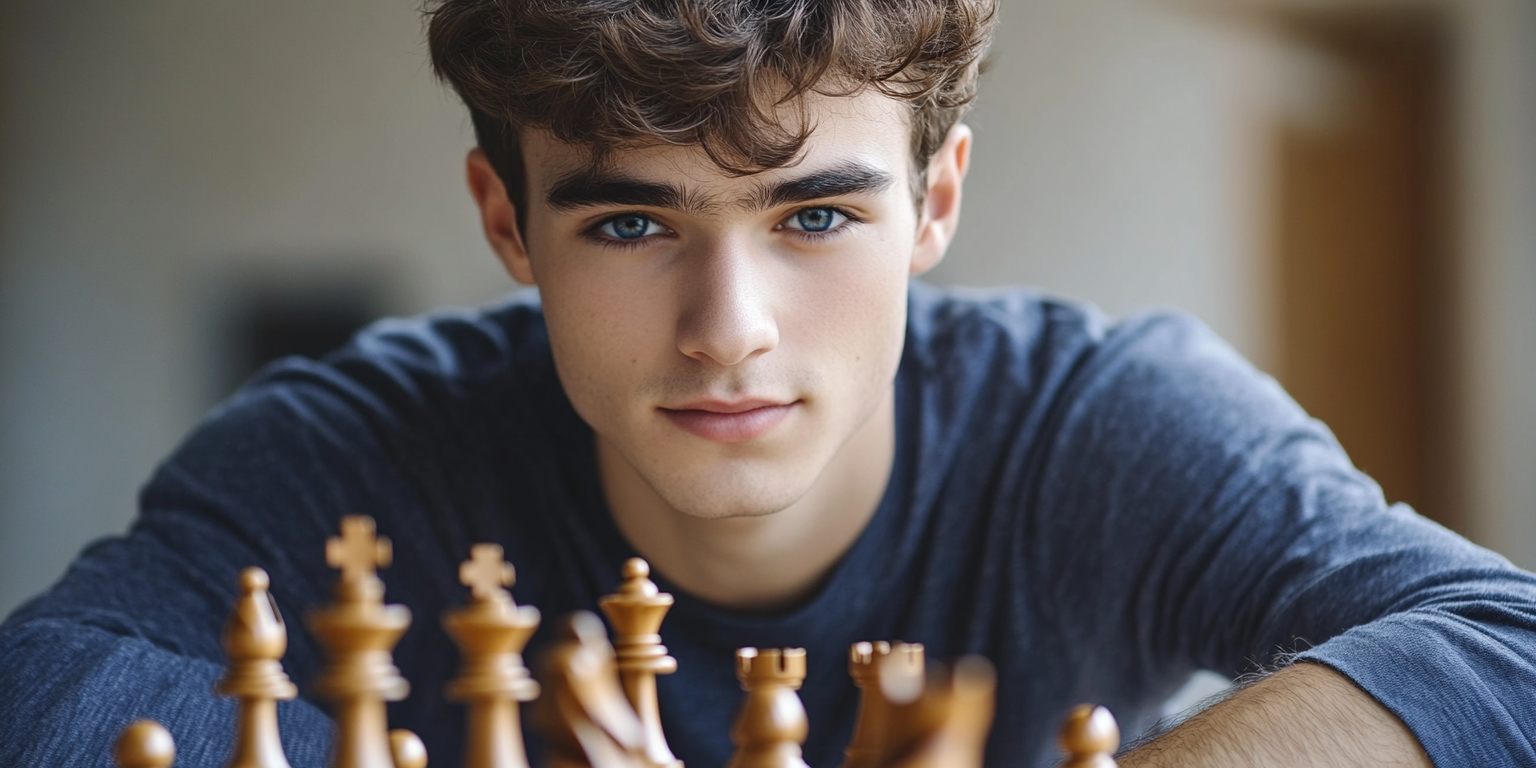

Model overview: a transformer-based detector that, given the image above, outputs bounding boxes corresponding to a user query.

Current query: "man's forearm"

[1120,662,1431,768]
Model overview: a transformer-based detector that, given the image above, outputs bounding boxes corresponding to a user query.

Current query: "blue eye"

[784,207,847,233]
[599,214,662,240]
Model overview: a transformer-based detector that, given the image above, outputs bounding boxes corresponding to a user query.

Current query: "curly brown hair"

[426,0,997,222]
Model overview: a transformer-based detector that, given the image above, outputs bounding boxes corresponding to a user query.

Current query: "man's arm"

[1122,663,1430,767]
[1021,309,1536,765]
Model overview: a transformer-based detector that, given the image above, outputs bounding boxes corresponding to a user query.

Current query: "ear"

[910,123,972,275]
[466,148,536,285]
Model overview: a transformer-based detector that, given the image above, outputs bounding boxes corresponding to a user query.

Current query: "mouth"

[659,399,798,443]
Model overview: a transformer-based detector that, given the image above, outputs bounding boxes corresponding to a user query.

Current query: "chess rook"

[1058,704,1119,768]
[843,641,925,768]
[598,558,682,768]
[306,516,416,768]
[444,543,543,768]
[726,648,810,768]
[215,567,299,768]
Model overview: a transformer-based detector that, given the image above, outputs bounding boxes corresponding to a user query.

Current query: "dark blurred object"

[221,279,384,396]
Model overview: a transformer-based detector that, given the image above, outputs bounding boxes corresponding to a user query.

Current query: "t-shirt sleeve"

[1027,311,1536,765]
[0,358,435,768]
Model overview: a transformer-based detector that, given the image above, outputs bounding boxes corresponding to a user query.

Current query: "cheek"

[787,239,911,389]
[536,259,669,419]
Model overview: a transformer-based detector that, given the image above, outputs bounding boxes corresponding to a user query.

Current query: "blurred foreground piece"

[115,720,176,768]
[1058,704,1120,768]
[537,612,650,768]
[390,729,429,768]
[844,641,922,768]
[845,643,996,768]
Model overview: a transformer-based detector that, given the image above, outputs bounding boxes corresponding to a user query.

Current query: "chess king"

[2,1,1536,767]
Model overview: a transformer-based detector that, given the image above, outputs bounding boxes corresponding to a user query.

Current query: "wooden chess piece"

[536,612,648,768]
[443,543,542,768]
[216,567,299,768]
[390,729,429,768]
[115,720,175,768]
[882,656,995,768]
[306,515,417,768]
[843,641,925,768]
[1058,704,1119,768]
[598,558,682,768]
[725,648,811,768]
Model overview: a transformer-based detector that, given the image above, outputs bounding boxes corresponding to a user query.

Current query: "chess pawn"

[306,515,415,768]
[1058,705,1119,768]
[598,558,682,768]
[216,567,299,768]
[843,642,924,768]
[115,720,175,768]
[726,648,811,768]
[443,543,543,768]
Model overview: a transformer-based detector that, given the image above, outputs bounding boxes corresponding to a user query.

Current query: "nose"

[674,242,779,366]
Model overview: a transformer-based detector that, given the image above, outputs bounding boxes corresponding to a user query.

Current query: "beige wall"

[0,0,501,613]
[1453,0,1536,557]
[0,0,1531,618]
[936,1,1276,365]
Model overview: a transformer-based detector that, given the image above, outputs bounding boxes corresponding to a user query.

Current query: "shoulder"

[154,290,568,501]
[211,289,556,429]
[275,288,554,402]
[898,282,1311,489]
[902,281,1252,405]
[904,281,1108,372]
[135,291,571,584]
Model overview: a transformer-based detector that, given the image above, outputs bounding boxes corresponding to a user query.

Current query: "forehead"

[521,90,914,202]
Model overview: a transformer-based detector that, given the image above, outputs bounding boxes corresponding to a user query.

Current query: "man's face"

[494,92,960,519]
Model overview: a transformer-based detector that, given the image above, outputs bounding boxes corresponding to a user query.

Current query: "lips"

[660,400,797,442]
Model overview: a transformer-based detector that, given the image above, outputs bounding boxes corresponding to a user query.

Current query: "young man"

[2,1,1534,766]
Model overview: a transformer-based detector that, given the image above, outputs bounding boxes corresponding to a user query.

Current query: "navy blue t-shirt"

[3,283,1535,767]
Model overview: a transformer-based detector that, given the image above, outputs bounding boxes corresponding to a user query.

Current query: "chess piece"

[881,656,995,768]
[598,558,682,768]
[843,641,924,768]
[537,612,649,768]
[115,720,175,768]
[443,543,542,768]
[216,567,299,768]
[306,515,417,768]
[1058,704,1119,768]
[725,648,811,768]
[390,729,430,768]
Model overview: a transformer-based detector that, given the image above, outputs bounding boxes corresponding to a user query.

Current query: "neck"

[600,387,896,613]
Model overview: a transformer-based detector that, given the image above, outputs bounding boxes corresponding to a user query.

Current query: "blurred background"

[0,0,1532,627]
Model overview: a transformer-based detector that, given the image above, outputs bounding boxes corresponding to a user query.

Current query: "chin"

[650,463,819,520]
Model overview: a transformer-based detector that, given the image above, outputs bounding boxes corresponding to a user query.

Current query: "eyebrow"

[545,172,704,214]
[543,160,896,215]
[746,162,896,211]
